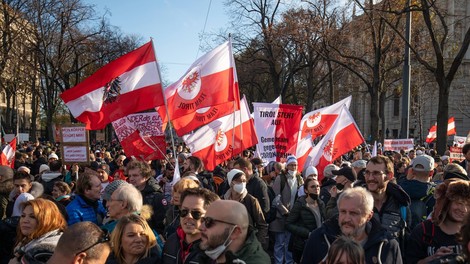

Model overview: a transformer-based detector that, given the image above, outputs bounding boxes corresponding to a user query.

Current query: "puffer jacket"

[66,195,106,226]
[199,228,270,264]
[141,177,168,234]
[301,216,403,264]
[285,196,325,255]
[162,226,202,264]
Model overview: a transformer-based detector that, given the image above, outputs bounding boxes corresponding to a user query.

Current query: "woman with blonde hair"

[9,198,67,263]
[106,214,161,264]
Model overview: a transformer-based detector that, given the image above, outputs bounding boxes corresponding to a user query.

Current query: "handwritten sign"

[63,146,88,163]
[62,126,87,143]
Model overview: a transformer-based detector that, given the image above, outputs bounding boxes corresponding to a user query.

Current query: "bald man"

[47,221,111,264]
[199,200,270,264]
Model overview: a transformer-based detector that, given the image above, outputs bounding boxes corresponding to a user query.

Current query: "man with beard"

[406,179,470,264]
[162,187,219,264]
[365,155,411,252]
[301,187,402,264]
[199,200,270,264]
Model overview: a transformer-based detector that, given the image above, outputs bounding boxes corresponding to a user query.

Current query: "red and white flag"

[288,135,313,172]
[253,102,303,164]
[182,96,257,171]
[1,137,16,168]
[425,117,456,143]
[159,41,239,136]
[299,96,352,140]
[305,105,364,182]
[112,112,166,161]
[61,41,164,130]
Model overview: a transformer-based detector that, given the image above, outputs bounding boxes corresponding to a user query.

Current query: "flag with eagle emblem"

[304,105,364,182]
[299,96,352,141]
[60,41,164,130]
[159,40,239,136]
[182,96,257,171]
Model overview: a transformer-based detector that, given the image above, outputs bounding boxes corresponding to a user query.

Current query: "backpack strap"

[400,206,407,222]
[280,173,287,193]
[421,220,435,245]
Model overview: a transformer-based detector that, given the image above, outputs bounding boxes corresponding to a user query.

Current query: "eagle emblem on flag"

[103,77,121,104]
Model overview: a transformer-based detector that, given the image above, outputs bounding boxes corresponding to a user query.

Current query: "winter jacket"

[223,189,268,250]
[106,245,161,264]
[12,229,62,264]
[246,172,270,215]
[31,157,47,176]
[398,179,436,228]
[285,196,325,256]
[141,177,169,234]
[6,182,44,218]
[40,171,63,195]
[319,178,336,205]
[301,216,403,264]
[66,195,106,226]
[373,182,411,241]
[199,228,270,264]
[0,216,19,264]
[162,226,202,264]
[270,171,302,232]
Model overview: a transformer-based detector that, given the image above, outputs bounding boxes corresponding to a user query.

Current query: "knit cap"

[102,180,128,201]
[286,155,298,165]
[227,169,244,186]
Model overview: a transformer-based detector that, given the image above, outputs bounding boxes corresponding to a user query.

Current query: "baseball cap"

[332,167,356,182]
[412,155,434,172]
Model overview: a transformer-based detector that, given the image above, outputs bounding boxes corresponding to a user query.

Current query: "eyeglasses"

[75,230,110,256]
[364,170,386,177]
[180,209,204,220]
[202,216,236,228]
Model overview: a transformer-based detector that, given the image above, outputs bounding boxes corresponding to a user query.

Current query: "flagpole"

[150,38,177,159]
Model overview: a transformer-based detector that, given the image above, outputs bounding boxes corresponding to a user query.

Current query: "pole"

[400,0,411,139]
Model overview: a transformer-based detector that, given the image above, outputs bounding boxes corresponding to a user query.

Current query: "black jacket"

[246,172,270,215]
[162,227,202,264]
[141,177,168,234]
[106,245,161,264]
[301,216,403,264]
[285,196,325,254]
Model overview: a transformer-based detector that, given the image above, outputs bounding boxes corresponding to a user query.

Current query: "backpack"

[409,185,435,230]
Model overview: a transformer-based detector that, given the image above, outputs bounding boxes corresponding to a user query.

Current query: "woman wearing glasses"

[107,214,161,264]
[9,198,67,263]
[286,178,325,263]
[162,187,219,264]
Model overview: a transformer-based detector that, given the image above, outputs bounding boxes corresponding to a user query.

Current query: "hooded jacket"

[141,177,168,234]
[199,228,270,264]
[301,216,403,264]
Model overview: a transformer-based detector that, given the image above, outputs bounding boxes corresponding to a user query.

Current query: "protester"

[233,158,270,216]
[127,160,168,234]
[459,143,470,175]
[106,214,161,264]
[199,199,270,264]
[39,159,63,195]
[301,187,403,264]
[223,169,268,250]
[325,166,356,219]
[443,163,469,181]
[10,198,66,263]
[7,171,43,218]
[66,173,106,226]
[319,164,339,205]
[270,155,303,264]
[163,178,200,239]
[97,163,113,191]
[162,187,219,264]
[51,181,72,207]
[406,179,470,264]
[0,165,14,220]
[323,236,365,264]
[286,177,325,263]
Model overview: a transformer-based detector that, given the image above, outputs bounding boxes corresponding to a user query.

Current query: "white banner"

[383,139,414,151]
[454,136,467,147]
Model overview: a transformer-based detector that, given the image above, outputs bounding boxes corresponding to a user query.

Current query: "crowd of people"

[0,140,470,264]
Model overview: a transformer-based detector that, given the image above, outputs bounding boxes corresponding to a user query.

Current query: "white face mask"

[288,170,297,176]
[204,226,236,260]
[233,182,246,194]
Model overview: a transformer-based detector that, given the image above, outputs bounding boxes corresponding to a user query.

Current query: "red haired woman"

[9,198,66,263]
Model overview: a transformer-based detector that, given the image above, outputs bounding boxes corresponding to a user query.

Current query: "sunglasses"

[202,216,236,229]
[75,229,110,256]
[180,209,204,220]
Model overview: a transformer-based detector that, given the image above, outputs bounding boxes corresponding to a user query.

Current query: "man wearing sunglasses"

[162,187,219,264]
[199,199,270,264]
[47,221,111,264]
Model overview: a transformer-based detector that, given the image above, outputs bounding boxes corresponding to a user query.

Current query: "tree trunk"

[379,91,386,141]
[436,79,450,154]
[370,91,380,142]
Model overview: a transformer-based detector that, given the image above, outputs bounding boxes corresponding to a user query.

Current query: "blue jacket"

[66,195,106,226]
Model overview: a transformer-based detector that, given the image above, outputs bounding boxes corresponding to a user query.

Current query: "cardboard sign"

[63,146,88,163]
